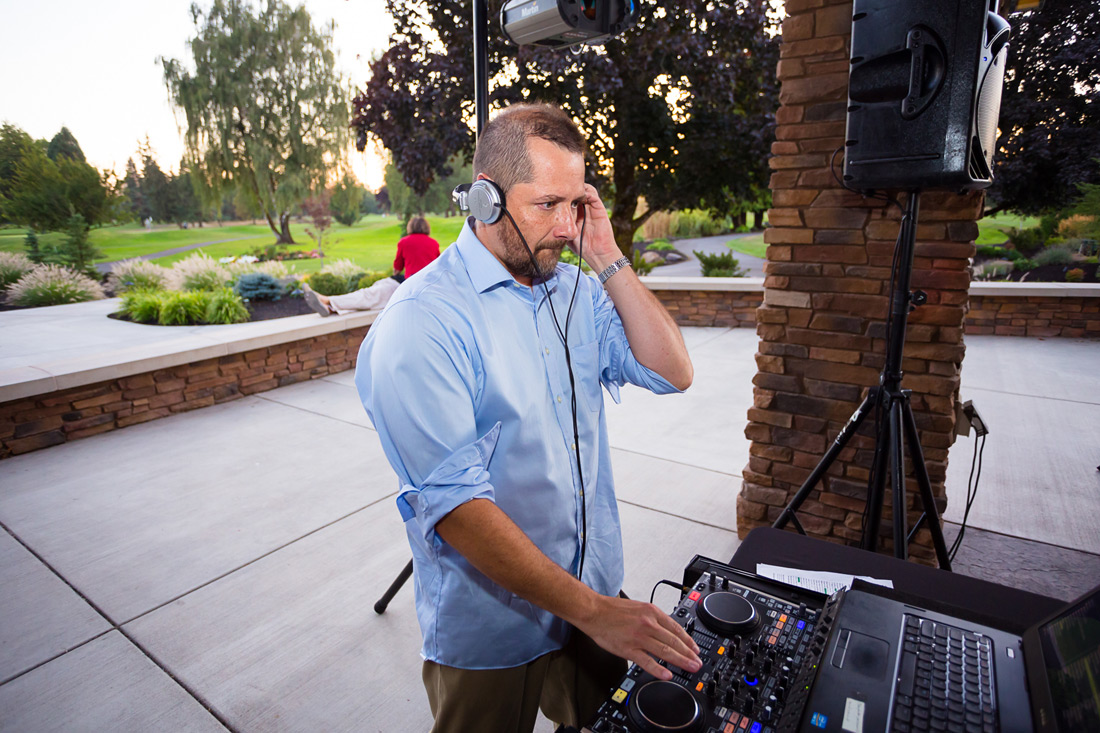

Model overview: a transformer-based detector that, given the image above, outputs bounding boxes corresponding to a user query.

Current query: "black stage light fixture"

[500,0,639,49]
[843,0,1011,192]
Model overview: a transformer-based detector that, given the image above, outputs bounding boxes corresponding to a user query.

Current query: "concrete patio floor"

[1,324,1098,731]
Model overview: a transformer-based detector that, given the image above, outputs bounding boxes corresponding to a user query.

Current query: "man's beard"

[499,221,569,281]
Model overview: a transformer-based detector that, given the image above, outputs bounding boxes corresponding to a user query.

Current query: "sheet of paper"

[756,563,894,595]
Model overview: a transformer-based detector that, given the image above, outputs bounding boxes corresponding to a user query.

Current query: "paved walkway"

[95,235,266,274]
[652,233,767,277]
[1,303,1098,730]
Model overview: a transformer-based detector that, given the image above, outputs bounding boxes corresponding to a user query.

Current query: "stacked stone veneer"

[736,0,983,563]
[966,294,1100,337]
[0,327,368,459]
[651,287,764,328]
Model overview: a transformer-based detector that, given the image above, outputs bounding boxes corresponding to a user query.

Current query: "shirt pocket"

[571,340,603,414]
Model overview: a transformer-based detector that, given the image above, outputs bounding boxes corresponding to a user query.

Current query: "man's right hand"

[575,594,702,681]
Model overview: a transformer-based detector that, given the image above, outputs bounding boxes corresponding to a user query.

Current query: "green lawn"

[976,211,1039,246]
[0,215,467,274]
[727,234,766,259]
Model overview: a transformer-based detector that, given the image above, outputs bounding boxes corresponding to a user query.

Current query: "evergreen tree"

[46,127,86,163]
[59,213,105,275]
[123,157,152,224]
[24,229,43,264]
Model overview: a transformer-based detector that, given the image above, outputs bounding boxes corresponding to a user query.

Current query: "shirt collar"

[456,217,560,295]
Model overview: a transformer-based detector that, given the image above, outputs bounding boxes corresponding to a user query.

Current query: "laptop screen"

[1035,587,1100,731]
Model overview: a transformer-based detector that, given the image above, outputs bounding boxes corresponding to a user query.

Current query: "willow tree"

[162,0,349,243]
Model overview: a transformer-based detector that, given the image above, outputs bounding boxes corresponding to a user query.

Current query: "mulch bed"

[1004,262,1098,283]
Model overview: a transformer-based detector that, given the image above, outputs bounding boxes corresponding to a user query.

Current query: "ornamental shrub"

[234,272,283,301]
[118,289,167,323]
[159,290,210,326]
[308,271,349,296]
[356,271,391,290]
[205,288,250,324]
[646,239,675,252]
[694,250,747,277]
[1007,227,1045,256]
[322,258,365,281]
[168,252,230,291]
[106,259,169,294]
[1033,244,1076,267]
[0,252,35,291]
[5,265,106,306]
[976,244,1006,259]
[1065,268,1085,283]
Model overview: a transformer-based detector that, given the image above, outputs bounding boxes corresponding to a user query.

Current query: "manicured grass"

[1,215,467,274]
[727,234,766,259]
[976,212,1040,246]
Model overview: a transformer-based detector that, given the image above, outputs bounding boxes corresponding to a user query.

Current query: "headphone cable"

[501,207,589,582]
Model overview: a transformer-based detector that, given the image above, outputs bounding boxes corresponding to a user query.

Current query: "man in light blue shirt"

[356,103,700,732]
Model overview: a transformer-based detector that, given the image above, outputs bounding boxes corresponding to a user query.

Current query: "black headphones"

[452,180,505,224]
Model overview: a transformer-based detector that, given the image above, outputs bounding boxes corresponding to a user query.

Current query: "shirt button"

[545,347,550,355]
[571,442,576,450]
[557,395,562,403]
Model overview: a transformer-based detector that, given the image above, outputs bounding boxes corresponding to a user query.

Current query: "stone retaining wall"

[0,327,368,459]
[641,280,1100,337]
[966,293,1100,338]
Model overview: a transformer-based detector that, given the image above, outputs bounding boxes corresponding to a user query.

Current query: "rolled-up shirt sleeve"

[588,278,680,403]
[357,301,496,544]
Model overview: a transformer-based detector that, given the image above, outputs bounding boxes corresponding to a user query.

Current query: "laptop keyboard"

[892,614,997,733]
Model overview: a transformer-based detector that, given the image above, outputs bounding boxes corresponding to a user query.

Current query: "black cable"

[650,579,685,605]
[500,206,589,581]
[829,147,903,215]
[948,432,986,562]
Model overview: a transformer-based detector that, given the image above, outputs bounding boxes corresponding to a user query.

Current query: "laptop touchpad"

[831,628,890,679]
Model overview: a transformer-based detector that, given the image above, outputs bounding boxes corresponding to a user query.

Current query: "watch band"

[598,256,632,285]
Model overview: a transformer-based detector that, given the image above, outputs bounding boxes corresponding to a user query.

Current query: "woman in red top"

[394,216,441,278]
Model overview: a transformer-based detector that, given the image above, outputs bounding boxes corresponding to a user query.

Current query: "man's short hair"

[407,215,430,235]
[473,103,586,193]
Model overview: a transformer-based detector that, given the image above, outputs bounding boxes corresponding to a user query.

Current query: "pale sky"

[0,0,394,189]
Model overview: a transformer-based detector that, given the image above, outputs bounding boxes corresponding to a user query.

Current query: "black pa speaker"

[843,0,1011,192]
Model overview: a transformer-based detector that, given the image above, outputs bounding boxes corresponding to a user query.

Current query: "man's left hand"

[573,184,623,274]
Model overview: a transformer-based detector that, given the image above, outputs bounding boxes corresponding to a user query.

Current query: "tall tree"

[46,127,86,163]
[122,157,152,224]
[0,124,37,224]
[3,146,111,233]
[352,0,780,255]
[988,0,1100,216]
[330,173,367,226]
[383,158,470,220]
[162,0,350,244]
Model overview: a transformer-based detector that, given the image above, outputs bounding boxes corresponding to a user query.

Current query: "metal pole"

[473,0,490,139]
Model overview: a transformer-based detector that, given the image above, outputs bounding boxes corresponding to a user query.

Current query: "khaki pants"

[422,629,626,733]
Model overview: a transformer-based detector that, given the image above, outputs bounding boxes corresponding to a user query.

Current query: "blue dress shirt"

[355,220,679,669]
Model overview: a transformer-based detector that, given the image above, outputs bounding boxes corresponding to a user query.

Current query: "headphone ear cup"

[468,180,505,224]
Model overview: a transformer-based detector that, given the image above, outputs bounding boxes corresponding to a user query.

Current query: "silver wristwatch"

[598,256,632,285]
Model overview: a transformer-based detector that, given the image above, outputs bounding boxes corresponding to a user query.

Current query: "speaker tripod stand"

[772,191,952,569]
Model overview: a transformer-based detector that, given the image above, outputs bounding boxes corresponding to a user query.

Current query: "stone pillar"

[737,0,981,563]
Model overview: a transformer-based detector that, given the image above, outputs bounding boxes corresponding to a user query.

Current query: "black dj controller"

[580,556,844,733]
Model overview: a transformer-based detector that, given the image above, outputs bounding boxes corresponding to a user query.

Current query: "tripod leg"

[374,559,414,614]
[773,392,877,532]
[861,396,892,552]
[889,398,908,561]
[901,402,953,570]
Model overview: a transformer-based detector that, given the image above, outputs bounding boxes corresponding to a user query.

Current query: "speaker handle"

[902,26,946,120]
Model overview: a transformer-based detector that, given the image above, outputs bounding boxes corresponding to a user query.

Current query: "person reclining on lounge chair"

[302,274,404,317]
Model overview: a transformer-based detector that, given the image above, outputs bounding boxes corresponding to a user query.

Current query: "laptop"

[790,580,1100,732]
